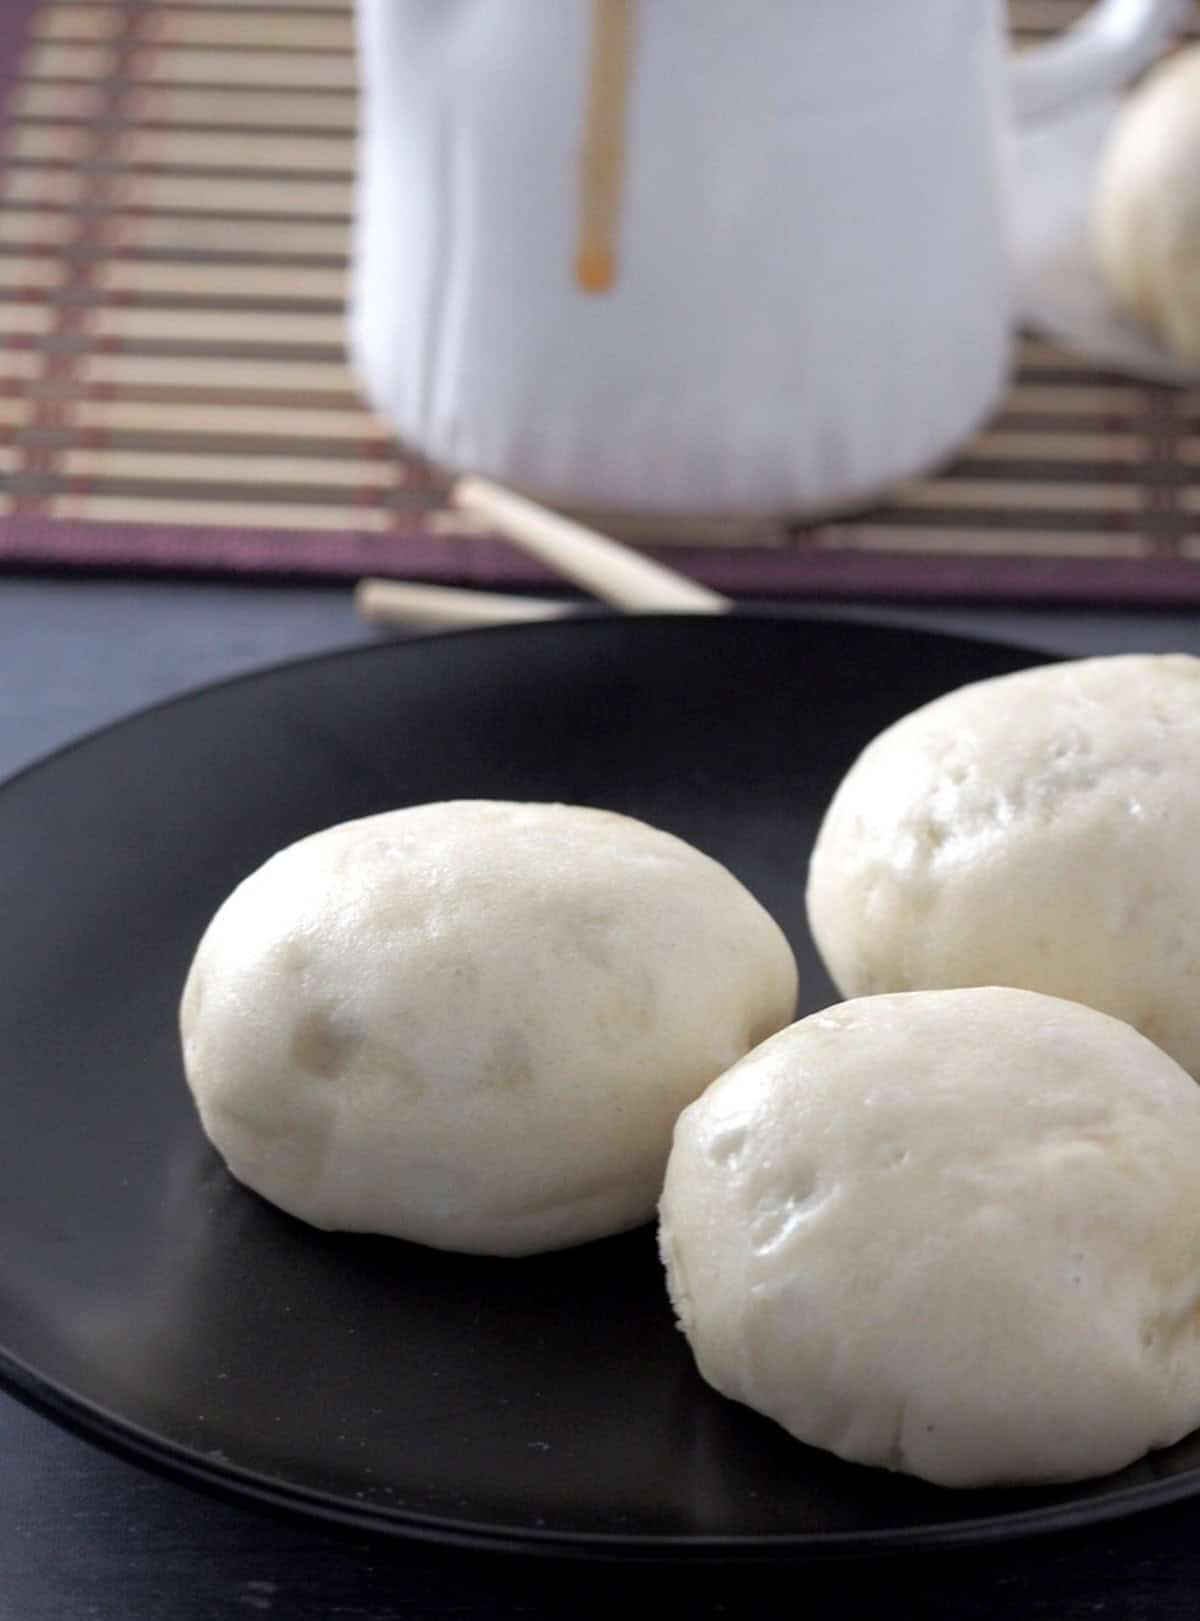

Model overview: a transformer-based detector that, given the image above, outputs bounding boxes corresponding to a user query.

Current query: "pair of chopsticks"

[355,477,730,630]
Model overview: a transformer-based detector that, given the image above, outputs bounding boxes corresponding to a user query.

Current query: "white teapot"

[351,0,1183,518]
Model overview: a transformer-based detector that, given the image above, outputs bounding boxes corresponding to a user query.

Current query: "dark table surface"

[4,575,1200,1621]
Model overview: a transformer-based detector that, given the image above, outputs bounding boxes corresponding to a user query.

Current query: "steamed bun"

[181,800,797,1256]
[806,654,1200,1078]
[659,987,1200,1487]
[1094,44,1200,366]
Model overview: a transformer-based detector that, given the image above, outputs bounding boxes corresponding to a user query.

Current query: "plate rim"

[6,1325,1199,1562]
[0,607,1048,802]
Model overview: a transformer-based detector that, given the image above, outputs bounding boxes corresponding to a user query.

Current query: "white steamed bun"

[1094,45,1200,366]
[806,654,1200,1078]
[660,987,1200,1487]
[182,800,797,1256]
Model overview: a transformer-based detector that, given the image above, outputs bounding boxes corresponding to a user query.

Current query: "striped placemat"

[1,0,1198,599]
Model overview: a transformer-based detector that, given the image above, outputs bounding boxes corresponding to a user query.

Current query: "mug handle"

[1009,0,1190,122]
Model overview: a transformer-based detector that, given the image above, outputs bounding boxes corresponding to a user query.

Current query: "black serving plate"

[4,613,1198,1559]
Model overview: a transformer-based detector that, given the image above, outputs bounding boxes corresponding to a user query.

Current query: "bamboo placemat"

[1,0,1198,599]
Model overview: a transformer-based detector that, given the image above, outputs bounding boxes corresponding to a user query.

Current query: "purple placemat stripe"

[8,511,1200,605]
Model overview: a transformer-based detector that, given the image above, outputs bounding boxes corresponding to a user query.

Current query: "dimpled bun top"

[659,988,1200,1488]
[806,655,1200,1078]
[181,800,797,1257]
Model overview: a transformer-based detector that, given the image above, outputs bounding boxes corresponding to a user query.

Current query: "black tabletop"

[4,575,1200,1621]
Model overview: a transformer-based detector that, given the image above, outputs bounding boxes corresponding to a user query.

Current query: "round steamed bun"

[806,654,1200,1077]
[659,987,1200,1487]
[1093,44,1200,365]
[181,800,797,1256]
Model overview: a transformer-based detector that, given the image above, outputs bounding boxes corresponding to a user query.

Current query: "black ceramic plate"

[4,613,1200,1560]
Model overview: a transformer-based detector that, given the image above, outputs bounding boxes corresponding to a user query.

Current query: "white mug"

[350,0,1183,518]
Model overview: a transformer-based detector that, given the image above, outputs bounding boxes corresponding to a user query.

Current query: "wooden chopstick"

[355,579,573,630]
[449,476,729,614]
[355,479,730,630]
